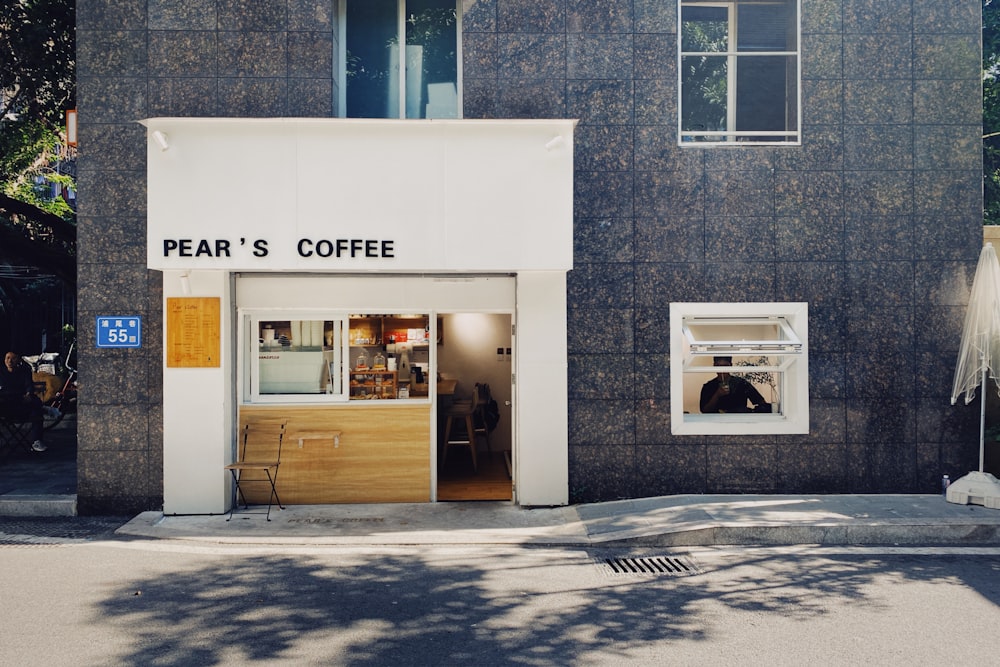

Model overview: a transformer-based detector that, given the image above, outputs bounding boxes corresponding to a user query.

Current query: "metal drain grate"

[594,555,700,577]
[0,536,66,548]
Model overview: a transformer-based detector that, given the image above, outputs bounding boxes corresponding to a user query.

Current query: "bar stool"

[441,388,479,472]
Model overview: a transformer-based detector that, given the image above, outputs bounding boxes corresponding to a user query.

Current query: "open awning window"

[682,317,802,355]
[670,303,809,435]
[681,316,803,374]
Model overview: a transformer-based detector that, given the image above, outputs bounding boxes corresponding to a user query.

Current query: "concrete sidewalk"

[116,494,1000,547]
[8,418,1000,547]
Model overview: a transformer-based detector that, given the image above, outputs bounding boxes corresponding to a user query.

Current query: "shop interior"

[349,312,513,500]
[434,313,513,501]
[253,311,513,501]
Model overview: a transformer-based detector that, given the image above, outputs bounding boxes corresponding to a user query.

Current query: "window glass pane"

[683,317,802,352]
[681,6,728,52]
[689,354,782,414]
[258,320,342,395]
[350,314,430,399]
[736,2,794,51]
[405,0,458,119]
[736,55,796,134]
[346,0,397,118]
[681,55,728,135]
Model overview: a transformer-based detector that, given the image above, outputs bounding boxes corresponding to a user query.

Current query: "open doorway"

[436,312,513,501]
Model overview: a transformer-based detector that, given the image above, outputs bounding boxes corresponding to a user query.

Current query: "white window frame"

[338,0,463,119]
[677,0,801,145]
[240,309,351,404]
[670,302,809,435]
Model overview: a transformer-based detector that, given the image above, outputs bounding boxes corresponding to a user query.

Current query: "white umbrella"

[949,242,1000,508]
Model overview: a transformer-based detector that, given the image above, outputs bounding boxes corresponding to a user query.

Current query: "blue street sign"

[96,316,142,348]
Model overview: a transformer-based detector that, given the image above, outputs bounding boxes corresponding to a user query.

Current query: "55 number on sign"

[96,316,142,348]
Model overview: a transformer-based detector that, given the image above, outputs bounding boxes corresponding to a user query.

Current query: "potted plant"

[736,356,779,412]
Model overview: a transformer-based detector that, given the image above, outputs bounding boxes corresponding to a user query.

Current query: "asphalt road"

[2,521,1000,665]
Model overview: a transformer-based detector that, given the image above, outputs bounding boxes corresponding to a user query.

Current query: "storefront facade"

[75,1,984,514]
[144,118,573,512]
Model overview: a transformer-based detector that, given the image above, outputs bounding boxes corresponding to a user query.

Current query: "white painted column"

[514,271,569,506]
[161,269,234,514]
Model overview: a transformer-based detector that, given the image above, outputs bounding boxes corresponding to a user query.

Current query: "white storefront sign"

[143,118,575,273]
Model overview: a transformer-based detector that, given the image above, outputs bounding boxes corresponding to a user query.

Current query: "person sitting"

[700,355,769,414]
[0,351,46,451]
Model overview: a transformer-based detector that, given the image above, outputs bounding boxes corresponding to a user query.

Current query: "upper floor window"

[341,0,460,119]
[679,0,800,144]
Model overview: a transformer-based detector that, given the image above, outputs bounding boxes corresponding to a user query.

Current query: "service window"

[241,311,434,404]
[670,302,808,434]
[242,311,350,403]
[348,314,431,400]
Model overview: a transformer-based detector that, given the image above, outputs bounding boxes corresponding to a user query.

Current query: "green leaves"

[0,0,76,287]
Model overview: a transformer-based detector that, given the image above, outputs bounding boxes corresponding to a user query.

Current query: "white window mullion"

[455,0,463,119]
[397,0,406,118]
[727,1,737,141]
[338,1,346,117]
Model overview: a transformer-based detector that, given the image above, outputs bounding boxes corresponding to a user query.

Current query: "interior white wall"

[162,269,234,514]
[438,313,513,454]
[513,271,568,506]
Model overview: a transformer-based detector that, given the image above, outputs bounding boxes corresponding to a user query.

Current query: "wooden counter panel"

[238,405,431,503]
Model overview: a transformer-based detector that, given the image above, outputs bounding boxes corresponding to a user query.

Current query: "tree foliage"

[0,0,76,288]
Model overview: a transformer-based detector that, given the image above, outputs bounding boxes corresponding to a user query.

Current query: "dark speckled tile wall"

[544,0,981,500]
[75,0,338,513]
[76,0,984,511]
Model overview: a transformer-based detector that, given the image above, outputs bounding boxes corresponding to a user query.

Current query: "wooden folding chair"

[225,421,286,521]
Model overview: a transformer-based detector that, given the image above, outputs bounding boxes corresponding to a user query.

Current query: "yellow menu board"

[166,297,220,367]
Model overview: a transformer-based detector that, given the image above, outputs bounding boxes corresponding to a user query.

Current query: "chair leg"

[227,470,248,521]
[228,469,283,521]
[441,415,454,468]
[481,421,491,459]
[263,470,284,521]
[465,415,477,472]
[227,471,238,521]
[442,413,477,472]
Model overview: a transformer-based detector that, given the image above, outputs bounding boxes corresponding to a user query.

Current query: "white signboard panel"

[142,118,576,273]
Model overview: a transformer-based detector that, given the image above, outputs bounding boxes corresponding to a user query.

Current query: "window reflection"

[688,354,781,415]
[680,0,799,143]
[346,0,458,119]
[257,320,343,395]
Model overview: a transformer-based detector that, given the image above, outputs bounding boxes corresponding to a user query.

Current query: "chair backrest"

[474,383,501,432]
[239,421,286,465]
[474,382,492,407]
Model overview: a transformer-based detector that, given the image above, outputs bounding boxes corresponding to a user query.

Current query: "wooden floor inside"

[437,448,512,501]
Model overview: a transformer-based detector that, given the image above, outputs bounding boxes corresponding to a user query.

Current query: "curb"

[585,522,1000,547]
[0,494,77,518]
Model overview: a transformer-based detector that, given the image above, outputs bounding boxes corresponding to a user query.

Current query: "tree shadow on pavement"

[92,546,1000,665]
